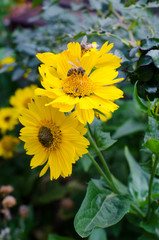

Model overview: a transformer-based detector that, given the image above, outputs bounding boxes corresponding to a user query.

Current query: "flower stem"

[87,152,112,187]
[86,123,118,193]
[145,154,158,219]
[131,203,145,219]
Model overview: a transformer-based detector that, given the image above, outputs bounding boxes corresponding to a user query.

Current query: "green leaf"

[48,234,74,240]
[113,119,146,139]
[144,138,159,156]
[12,68,25,81]
[89,0,103,10]
[94,127,117,150]
[147,50,159,68]
[144,117,159,142]
[114,49,128,62]
[137,55,152,67]
[74,179,131,237]
[139,207,159,236]
[88,228,107,240]
[125,146,149,204]
[140,38,159,51]
[80,154,92,172]
[138,232,159,240]
[134,82,148,113]
[129,47,139,58]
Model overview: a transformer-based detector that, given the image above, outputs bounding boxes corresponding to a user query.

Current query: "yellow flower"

[0,57,15,71]
[0,108,18,134]
[36,41,123,124]
[0,135,20,159]
[19,96,89,180]
[10,85,37,114]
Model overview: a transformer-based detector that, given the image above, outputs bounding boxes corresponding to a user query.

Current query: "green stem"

[87,152,112,187]
[145,154,158,219]
[86,123,118,193]
[131,203,145,219]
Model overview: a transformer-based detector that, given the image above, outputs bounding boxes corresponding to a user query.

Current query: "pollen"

[62,73,95,98]
[38,121,62,151]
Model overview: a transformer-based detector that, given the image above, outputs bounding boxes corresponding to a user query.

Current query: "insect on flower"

[67,61,85,77]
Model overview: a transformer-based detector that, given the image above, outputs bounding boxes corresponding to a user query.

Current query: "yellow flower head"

[0,108,18,134]
[36,41,124,124]
[10,85,37,114]
[0,57,15,71]
[19,96,89,180]
[0,135,20,159]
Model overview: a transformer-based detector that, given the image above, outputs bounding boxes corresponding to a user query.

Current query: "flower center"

[63,71,95,98]
[38,122,62,151]
[4,116,11,122]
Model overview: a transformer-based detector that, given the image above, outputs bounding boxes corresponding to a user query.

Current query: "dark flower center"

[4,116,11,122]
[38,126,53,148]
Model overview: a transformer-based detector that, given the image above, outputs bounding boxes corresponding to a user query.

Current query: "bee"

[67,61,85,77]
[80,36,94,53]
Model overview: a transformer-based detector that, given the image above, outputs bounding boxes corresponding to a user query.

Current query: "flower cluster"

[19,39,124,180]
[0,85,37,159]
[36,41,123,124]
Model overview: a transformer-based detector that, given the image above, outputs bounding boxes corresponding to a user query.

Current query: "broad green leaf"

[74,179,131,237]
[134,82,148,113]
[125,146,149,204]
[139,207,159,236]
[147,50,159,68]
[94,127,117,150]
[113,119,146,139]
[136,65,154,82]
[144,138,159,155]
[48,234,74,240]
[137,55,152,67]
[88,228,107,240]
[140,38,159,51]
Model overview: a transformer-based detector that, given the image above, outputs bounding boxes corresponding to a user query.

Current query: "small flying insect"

[80,36,94,54]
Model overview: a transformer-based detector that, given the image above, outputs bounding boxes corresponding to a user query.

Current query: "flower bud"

[0,185,14,196]
[19,205,29,219]
[149,99,159,121]
[60,198,74,211]
[0,208,12,220]
[2,195,17,208]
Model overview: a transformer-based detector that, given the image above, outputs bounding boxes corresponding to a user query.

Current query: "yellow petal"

[96,53,121,68]
[75,105,94,124]
[36,53,58,67]
[98,42,113,56]
[94,86,124,100]
[67,42,81,60]
[39,162,49,177]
